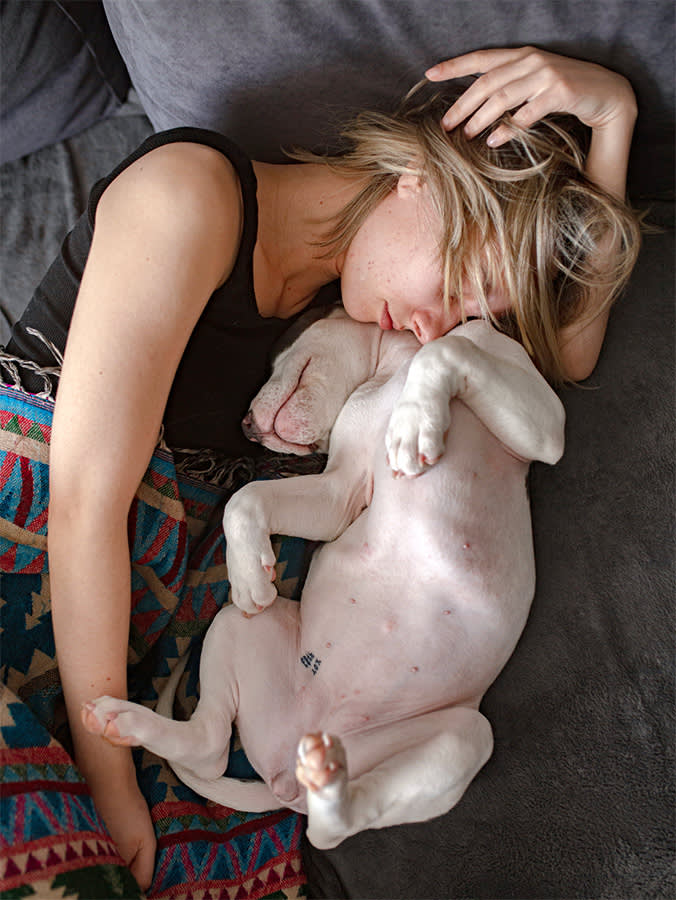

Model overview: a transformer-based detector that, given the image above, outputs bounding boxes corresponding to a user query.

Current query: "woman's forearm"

[584,89,637,201]
[558,95,638,380]
[49,507,134,782]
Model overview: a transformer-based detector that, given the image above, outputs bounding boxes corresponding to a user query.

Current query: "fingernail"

[425,65,440,78]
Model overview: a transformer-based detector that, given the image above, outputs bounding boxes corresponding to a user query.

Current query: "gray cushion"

[0,104,152,343]
[0,0,130,164]
[104,0,674,202]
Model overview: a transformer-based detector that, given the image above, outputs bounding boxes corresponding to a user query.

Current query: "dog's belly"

[234,403,536,808]
[297,454,535,738]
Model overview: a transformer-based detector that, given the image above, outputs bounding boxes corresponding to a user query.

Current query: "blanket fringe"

[0,328,62,400]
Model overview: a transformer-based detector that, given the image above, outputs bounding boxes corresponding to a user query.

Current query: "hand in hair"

[427,47,639,381]
[426,47,636,154]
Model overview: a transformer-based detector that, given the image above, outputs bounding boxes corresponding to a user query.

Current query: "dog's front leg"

[387,320,565,476]
[296,706,493,849]
[223,480,281,614]
[224,466,367,615]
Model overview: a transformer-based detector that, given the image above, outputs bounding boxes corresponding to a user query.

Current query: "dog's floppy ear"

[269,299,342,362]
[244,307,380,455]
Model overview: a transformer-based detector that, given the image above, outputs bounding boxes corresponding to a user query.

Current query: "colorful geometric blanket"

[0,382,321,899]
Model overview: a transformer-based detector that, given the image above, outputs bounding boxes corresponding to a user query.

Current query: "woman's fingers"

[432,49,544,132]
[129,837,156,893]
[428,46,606,141]
[458,70,555,138]
[483,98,552,147]
[429,46,635,141]
[425,47,532,83]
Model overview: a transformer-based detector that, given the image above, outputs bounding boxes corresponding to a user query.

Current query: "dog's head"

[243,306,381,455]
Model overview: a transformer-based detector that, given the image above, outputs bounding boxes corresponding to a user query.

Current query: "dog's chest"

[293,400,535,718]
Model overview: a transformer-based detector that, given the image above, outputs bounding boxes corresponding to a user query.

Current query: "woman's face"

[339,176,510,343]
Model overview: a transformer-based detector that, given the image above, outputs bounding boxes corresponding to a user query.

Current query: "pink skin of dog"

[82,310,564,849]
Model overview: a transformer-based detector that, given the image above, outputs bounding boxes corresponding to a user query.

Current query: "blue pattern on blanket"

[0,382,317,899]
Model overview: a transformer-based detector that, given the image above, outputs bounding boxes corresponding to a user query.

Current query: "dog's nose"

[242,410,261,442]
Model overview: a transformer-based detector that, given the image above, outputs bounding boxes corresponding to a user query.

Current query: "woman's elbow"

[558,304,611,383]
[561,353,598,383]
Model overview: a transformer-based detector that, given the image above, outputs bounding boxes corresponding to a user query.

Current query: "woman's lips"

[380,302,393,330]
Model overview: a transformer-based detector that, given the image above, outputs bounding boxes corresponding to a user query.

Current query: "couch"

[0,2,673,898]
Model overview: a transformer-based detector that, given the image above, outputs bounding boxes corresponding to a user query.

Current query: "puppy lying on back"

[84,310,565,849]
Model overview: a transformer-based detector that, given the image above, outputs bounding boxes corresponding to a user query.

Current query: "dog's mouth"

[242,410,320,456]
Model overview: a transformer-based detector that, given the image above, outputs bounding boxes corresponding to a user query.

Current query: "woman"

[2,48,639,888]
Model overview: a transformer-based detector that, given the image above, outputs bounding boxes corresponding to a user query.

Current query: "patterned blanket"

[0,382,323,899]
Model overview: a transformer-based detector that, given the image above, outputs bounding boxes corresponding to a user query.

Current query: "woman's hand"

[426,46,639,382]
[426,47,637,148]
[88,760,156,892]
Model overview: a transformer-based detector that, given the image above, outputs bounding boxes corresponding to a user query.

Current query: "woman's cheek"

[339,273,370,323]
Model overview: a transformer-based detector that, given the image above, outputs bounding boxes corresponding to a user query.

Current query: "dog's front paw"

[386,397,450,477]
[226,542,278,616]
[223,490,278,615]
[296,732,348,800]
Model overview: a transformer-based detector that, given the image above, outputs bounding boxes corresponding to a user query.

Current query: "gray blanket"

[0,98,152,344]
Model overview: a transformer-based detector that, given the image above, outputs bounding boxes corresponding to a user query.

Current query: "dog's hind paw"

[81,696,146,747]
[296,732,347,799]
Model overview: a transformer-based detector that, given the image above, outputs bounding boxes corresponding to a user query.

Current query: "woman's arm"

[48,142,243,888]
[426,47,638,380]
[554,86,636,380]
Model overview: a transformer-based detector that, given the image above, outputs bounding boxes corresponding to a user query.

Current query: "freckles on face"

[339,186,445,327]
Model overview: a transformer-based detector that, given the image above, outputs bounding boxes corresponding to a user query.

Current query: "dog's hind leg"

[297,705,494,849]
[81,691,233,778]
[83,607,239,780]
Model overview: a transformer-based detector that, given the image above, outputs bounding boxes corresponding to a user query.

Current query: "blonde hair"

[292,82,641,383]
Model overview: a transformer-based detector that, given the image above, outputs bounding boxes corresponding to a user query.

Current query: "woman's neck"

[251,161,356,317]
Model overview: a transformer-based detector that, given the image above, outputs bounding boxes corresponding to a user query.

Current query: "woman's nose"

[410,308,452,344]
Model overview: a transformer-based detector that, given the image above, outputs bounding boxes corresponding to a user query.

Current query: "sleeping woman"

[1,47,640,889]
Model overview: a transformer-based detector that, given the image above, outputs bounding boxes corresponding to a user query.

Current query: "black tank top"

[6,128,327,455]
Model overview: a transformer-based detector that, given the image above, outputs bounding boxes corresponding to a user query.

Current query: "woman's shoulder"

[90,127,251,200]
[84,140,245,306]
[107,138,241,210]
[98,136,244,274]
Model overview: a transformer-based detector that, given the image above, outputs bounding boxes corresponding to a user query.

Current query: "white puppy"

[83,310,564,849]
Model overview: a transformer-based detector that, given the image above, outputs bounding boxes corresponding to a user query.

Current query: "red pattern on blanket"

[0,383,320,899]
